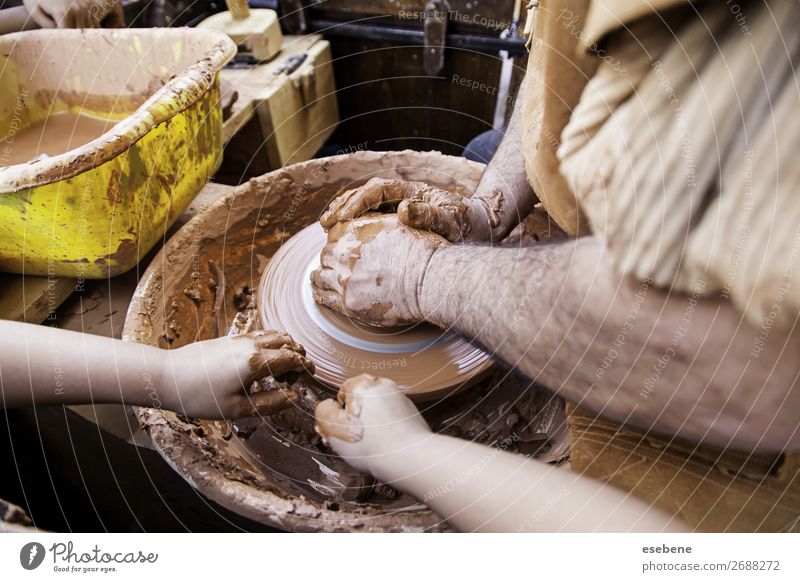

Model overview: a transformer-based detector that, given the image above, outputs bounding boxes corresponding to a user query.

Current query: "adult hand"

[320,177,500,242]
[160,330,314,419]
[311,213,446,327]
[314,374,431,475]
[23,0,125,29]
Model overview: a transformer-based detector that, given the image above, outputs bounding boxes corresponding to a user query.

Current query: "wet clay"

[0,112,116,167]
[258,222,493,400]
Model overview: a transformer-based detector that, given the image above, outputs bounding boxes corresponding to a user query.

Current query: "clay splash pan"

[125,151,564,531]
[0,28,235,278]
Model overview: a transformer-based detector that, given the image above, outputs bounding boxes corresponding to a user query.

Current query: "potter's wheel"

[258,222,493,400]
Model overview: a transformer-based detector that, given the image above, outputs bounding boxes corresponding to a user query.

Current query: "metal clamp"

[423,0,450,76]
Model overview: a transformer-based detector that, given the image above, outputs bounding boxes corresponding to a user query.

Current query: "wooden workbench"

[221,34,337,157]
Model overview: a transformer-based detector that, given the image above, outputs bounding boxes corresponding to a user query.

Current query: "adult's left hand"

[311,214,447,327]
[320,177,499,242]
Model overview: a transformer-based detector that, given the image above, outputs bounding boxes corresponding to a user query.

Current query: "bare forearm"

[420,238,800,452]
[374,432,685,532]
[473,87,537,239]
[0,321,164,409]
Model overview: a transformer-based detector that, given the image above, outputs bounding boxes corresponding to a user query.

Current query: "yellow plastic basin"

[0,28,235,278]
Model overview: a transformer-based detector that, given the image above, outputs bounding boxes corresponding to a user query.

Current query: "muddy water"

[232,365,569,509]
[0,112,115,166]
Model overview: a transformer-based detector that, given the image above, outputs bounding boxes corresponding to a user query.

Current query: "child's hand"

[160,331,314,419]
[314,374,431,475]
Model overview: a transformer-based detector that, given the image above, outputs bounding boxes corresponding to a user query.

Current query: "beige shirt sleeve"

[519,0,689,236]
[557,0,800,328]
[581,0,691,47]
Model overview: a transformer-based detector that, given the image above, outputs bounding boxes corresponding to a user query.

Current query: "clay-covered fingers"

[312,286,344,315]
[237,388,298,417]
[314,375,387,445]
[250,329,305,353]
[317,234,350,272]
[245,331,315,382]
[315,397,364,444]
[397,189,471,242]
[319,188,359,230]
[319,178,420,229]
[310,264,340,293]
[310,250,346,315]
[255,346,314,377]
[315,374,431,475]
[338,373,386,410]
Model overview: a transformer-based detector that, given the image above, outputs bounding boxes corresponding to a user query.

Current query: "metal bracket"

[423,0,450,76]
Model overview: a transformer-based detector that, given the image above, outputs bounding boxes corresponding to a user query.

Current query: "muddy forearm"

[373,432,685,532]
[0,321,164,409]
[473,87,536,239]
[419,237,800,452]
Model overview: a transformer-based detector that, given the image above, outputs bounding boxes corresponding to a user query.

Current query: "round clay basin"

[122,151,486,531]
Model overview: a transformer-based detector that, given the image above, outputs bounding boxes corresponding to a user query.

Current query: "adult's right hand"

[320,177,500,242]
[23,0,125,28]
[311,214,446,327]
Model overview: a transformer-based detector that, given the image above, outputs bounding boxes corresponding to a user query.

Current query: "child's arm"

[315,374,689,533]
[0,320,312,419]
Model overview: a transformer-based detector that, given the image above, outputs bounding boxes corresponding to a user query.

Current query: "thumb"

[398,199,463,242]
[315,399,363,444]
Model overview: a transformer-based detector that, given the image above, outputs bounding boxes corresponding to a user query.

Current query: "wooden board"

[220,34,339,170]
[0,274,76,324]
[568,406,800,532]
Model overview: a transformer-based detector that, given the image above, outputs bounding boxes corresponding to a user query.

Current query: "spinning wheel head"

[257,222,492,400]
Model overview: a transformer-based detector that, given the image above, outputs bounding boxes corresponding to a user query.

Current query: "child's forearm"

[372,432,688,532]
[1,321,313,418]
[0,320,164,409]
